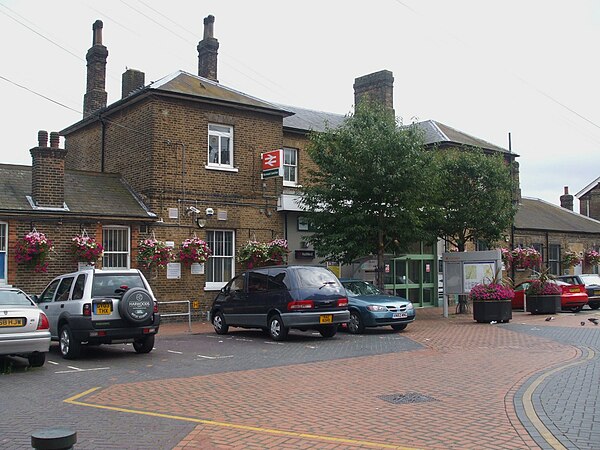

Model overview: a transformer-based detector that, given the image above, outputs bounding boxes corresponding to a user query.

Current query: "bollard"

[31,428,77,450]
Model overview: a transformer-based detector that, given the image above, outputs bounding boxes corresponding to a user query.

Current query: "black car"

[556,274,600,310]
[209,265,350,341]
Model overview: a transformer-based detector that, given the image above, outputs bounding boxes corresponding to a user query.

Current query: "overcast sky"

[2,0,600,207]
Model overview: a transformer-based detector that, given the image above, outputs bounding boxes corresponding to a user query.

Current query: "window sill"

[283,181,299,187]
[205,165,239,173]
[204,282,227,291]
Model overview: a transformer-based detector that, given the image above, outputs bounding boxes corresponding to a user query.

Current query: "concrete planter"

[472,299,512,323]
[526,295,561,314]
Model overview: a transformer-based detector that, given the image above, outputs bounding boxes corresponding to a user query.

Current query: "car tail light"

[83,303,92,316]
[288,300,314,310]
[337,297,348,307]
[153,301,159,313]
[37,312,50,330]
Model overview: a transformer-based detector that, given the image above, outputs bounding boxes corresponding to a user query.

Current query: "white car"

[0,287,50,367]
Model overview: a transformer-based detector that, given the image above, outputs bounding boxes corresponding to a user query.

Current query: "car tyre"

[347,311,365,334]
[59,325,81,359]
[212,311,229,335]
[588,303,600,310]
[133,335,155,354]
[569,306,584,313]
[27,352,46,367]
[268,314,289,341]
[391,323,408,332]
[319,325,337,338]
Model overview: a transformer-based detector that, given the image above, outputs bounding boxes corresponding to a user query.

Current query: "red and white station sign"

[261,149,283,178]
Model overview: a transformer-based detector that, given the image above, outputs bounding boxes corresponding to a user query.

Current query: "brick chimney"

[30,131,68,208]
[122,68,145,98]
[197,15,219,81]
[353,70,395,115]
[83,20,108,118]
[560,186,574,211]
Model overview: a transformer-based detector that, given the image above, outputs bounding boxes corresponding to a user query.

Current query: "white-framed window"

[205,230,234,290]
[207,124,234,170]
[283,147,298,186]
[102,226,130,269]
[0,222,7,284]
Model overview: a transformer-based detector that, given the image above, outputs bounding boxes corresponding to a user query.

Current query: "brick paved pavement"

[67,307,600,449]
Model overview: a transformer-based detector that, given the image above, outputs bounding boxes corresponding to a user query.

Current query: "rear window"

[0,290,33,306]
[294,267,342,288]
[92,273,146,297]
[580,275,600,286]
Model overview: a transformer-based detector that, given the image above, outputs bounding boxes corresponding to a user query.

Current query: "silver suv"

[34,268,160,359]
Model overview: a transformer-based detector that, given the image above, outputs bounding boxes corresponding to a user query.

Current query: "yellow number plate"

[569,288,579,293]
[0,318,24,327]
[96,303,112,315]
[319,314,333,324]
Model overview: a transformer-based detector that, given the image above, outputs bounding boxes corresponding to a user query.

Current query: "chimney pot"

[203,15,215,39]
[49,132,60,148]
[38,130,48,147]
[92,20,104,45]
[564,186,569,195]
[197,15,219,82]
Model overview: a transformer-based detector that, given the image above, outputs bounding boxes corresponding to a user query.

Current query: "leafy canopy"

[300,102,432,265]
[429,148,516,251]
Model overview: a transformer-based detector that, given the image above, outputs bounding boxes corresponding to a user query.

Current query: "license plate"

[96,303,112,315]
[569,288,579,293]
[393,313,408,319]
[595,290,600,296]
[319,314,333,324]
[0,318,24,327]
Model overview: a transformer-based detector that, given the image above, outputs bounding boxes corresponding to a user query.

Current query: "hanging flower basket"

[14,230,53,273]
[584,249,600,266]
[237,239,289,269]
[500,248,512,269]
[562,250,582,268]
[137,238,173,270]
[70,234,104,265]
[510,247,541,270]
[179,237,212,266]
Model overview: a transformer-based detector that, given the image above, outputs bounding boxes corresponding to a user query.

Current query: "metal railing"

[157,300,192,332]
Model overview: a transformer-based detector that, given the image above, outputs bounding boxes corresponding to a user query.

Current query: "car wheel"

[59,325,81,359]
[347,311,365,334]
[391,323,408,332]
[27,352,46,367]
[570,306,584,313]
[133,335,155,354]
[212,311,229,335]
[589,303,600,310]
[268,314,289,341]
[319,325,337,338]
[119,288,154,324]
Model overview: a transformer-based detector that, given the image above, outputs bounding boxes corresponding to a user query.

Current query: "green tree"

[429,148,517,252]
[300,102,433,288]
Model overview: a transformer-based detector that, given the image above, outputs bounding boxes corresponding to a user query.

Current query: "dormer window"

[207,124,233,169]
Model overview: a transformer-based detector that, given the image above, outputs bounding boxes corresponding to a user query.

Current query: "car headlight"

[366,305,388,312]
[406,302,414,310]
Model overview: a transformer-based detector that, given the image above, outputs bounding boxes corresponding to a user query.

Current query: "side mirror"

[31,294,40,303]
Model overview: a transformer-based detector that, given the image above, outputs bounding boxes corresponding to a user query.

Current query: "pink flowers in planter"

[14,230,53,272]
[70,234,103,265]
[137,238,173,270]
[237,239,289,269]
[179,237,212,266]
[584,249,600,266]
[469,282,515,301]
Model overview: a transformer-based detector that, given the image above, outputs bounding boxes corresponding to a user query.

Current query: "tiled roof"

[0,164,155,219]
[417,120,513,154]
[281,105,346,133]
[515,197,600,233]
[149,71,293,116]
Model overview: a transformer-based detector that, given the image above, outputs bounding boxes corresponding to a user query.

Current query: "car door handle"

[60,304,65,308]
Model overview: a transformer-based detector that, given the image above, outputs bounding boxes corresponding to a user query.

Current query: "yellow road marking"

[64,388,422,450]
[522,347,595,450]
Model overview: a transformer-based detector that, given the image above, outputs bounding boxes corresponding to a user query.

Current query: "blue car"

[340,279,415,334]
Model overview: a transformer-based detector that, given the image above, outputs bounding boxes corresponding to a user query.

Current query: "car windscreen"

[343,281,382,296]
[580,275,600,286]
[0,290,34,306]
[294,267,342,289]
[92,274,146,297]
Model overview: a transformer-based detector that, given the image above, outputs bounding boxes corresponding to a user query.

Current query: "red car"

[513,280,588,312]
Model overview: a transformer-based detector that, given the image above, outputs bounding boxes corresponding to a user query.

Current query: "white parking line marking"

[56,367,111,374]
[196,355,233,360]
[263,341,284,345]
[167,350,183,354]
[47,360,59,365]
